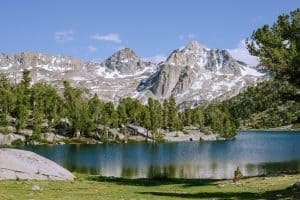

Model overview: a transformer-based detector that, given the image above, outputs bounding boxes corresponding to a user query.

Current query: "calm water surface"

[18,131,300,179]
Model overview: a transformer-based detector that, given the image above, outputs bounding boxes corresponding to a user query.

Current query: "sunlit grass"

[0,173,299,199]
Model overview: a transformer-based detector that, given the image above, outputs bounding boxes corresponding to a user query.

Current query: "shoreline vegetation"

[0,172,299,199]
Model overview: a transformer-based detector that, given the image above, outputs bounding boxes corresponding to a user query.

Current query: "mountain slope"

[222,80,300,129]
[0,41,266,108]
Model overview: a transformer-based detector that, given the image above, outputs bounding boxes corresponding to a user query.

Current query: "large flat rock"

[0,148,75,180]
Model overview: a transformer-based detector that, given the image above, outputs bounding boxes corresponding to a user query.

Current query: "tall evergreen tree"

[247,8,300,86]
[162,99,169,129]
[13,70,31,133]
[0,74,15,125]
[63,81,83,137]
[147,98,162,132]
[167,96,179,131]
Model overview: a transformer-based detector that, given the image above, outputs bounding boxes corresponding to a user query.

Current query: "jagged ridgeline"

[0,41,266,108]
[0,70,237,139]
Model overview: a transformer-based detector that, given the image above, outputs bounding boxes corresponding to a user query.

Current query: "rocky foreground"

[0,148,74,180]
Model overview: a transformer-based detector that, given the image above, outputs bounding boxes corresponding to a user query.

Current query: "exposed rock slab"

[162,129,224,142]
[126,124,153,138]
[0,148,75,180]
[41,132,66,142]
[0,133,25,146]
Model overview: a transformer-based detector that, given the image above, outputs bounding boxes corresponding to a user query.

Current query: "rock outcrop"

[0,148,75,180]
[0,133,25,146]
[162,126,224,142]
[41,132,66,143]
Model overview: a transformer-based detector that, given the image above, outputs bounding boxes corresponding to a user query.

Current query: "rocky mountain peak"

[184,40,207,51]
[141,41,266,103]
[102,48,153,74]
[116,48,138,58]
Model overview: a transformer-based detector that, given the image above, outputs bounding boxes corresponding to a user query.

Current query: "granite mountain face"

[137,41,266,108]
[0,41,266,108]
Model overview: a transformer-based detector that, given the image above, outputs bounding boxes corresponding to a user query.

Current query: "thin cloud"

[228,39,259,66]
[91,33,122,43]
[144,54,166,63]
[54,30,74,42]
[187,33,196,39]
[178,33,196,40]
[88,45,98,53]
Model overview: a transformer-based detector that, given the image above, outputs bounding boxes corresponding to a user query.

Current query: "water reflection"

[18,131,300,179]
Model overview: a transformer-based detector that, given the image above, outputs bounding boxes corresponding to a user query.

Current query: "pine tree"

[192,108,205,129]
[88,93,103,125]
[0,74,15,126]
[43,85,63,131]
[141,107,151,131]
[247,8,300,87]
[167,96,179,131]
[102,102,118,128]
[162,99,169,129]
[147,98,162,132]
[13,70,31,133]
[31,83,46,139]
[117,99,128,125]
[80,102,94,137]
[63,81,83,137]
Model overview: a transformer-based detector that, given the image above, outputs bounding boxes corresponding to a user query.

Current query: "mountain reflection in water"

[18,131,300,179]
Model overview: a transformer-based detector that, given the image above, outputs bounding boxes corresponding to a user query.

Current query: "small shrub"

[153,131,165,142]
[0,127,11,135]
[11,139,25,146]
[233,166,243,182]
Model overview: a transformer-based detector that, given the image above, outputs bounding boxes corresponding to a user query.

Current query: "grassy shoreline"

[0,173,299,199]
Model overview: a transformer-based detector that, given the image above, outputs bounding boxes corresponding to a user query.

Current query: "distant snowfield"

[95,64,158,79]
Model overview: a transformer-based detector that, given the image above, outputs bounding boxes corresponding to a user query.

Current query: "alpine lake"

[17,131,300,179]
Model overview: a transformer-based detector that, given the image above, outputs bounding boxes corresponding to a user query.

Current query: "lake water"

[17,131,300,179]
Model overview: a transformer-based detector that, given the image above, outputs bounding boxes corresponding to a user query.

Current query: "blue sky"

[0,0,299,63]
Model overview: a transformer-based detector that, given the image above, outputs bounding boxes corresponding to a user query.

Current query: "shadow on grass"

[138,188,300,199]
[87,175,220,187]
